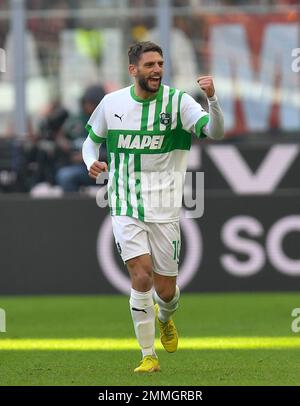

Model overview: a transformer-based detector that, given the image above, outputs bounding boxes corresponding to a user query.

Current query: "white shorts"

[111,215,181,277]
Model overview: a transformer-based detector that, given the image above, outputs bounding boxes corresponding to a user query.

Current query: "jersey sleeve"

[85,96,108,144]
[180,93,209,138]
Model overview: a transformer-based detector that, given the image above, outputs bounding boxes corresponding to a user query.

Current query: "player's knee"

[156,288,176,303]
[127,259,153,291]
[127,257,152,275]
[133,272,153,291]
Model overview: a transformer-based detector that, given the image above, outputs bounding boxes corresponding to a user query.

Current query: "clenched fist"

[197,75,215,98]
[89,161,108,179]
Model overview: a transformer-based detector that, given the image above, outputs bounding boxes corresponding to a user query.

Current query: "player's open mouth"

[149,77,161,84]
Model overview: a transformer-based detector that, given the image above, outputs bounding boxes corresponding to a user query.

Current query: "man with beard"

[82,41,224,373]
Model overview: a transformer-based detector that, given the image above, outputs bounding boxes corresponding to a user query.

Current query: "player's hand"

[197,75,215,98]
[89,161,108,179]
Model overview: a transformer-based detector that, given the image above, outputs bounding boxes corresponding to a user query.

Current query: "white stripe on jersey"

[171,90,180,130]
[128,154,139,219]
[147,100,156,131]
[108,152,116,213]
[118,152,127,215]
[159,86,170,131]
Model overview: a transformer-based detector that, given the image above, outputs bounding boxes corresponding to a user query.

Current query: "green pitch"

[0,293,299,386]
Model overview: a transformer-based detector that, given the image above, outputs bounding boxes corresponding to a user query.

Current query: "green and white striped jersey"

[86,84,209,223]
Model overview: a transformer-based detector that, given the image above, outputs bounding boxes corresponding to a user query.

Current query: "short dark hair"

[128,41,163,65]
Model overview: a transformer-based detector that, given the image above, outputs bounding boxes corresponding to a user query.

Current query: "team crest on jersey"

[160,112,171,126]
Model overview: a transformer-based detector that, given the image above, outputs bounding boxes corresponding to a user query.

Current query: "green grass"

[0,293,300,386]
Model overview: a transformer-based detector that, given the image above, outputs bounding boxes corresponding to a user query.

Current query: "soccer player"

[82,41,224,373]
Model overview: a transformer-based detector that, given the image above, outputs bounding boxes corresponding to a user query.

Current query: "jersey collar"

[130,84,163,103]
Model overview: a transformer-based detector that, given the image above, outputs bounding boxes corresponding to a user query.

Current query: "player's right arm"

[82,137,108,179]
[82,96,108,179]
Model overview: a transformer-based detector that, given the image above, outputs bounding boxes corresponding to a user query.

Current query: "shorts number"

[172,240,180,264]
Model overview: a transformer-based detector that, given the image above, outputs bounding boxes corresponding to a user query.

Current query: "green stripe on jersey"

[176,90,185,129]
[195,114,209,138]
[85,124,106,144]
[165,87,176,131]
[124,153,133,217]
[140,102,150,131]
[134,154,144,221]
[107,152,112,208]
[153,85,164,132]
[114,153,121,215]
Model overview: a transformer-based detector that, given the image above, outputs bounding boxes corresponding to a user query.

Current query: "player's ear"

[128,64,137,77]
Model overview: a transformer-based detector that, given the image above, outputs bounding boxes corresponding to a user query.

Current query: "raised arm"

[197,75,224,140]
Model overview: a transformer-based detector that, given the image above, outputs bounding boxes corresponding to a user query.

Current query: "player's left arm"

[197,75,224,140]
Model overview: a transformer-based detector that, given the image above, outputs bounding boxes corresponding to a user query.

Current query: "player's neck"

[133,83,159,100]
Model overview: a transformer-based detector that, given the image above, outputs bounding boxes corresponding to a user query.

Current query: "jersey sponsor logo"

[117,134,164,150]
[160,112,171,126]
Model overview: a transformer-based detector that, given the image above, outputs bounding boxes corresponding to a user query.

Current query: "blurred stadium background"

[0,0,300,386]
